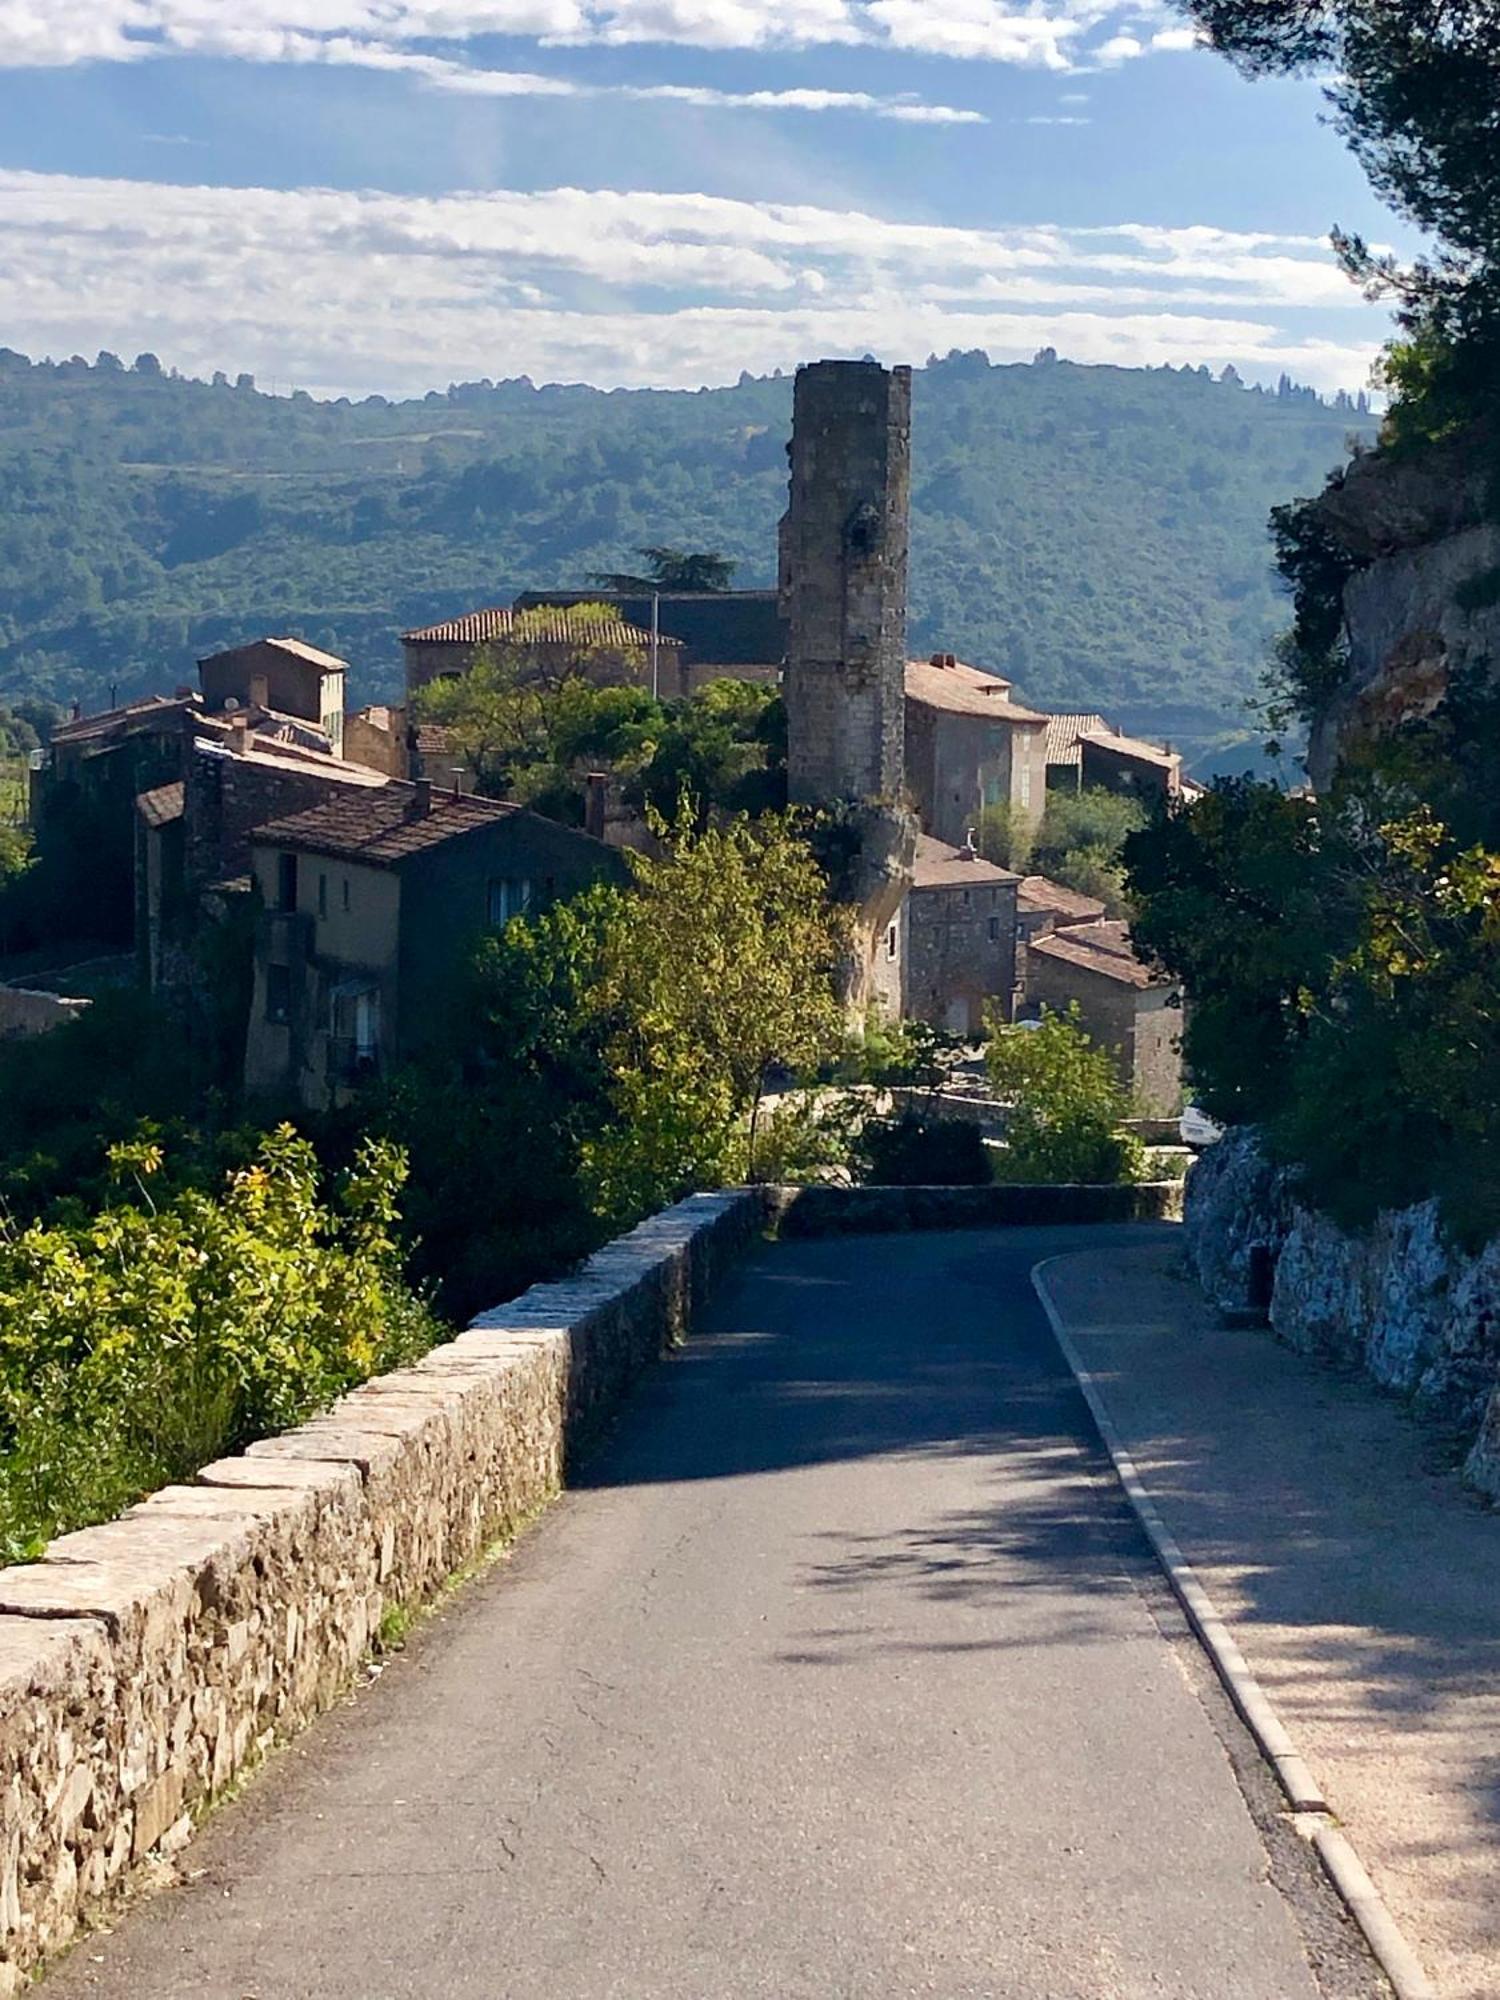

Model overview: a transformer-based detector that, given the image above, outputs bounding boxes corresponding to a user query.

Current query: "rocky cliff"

[1185,1129,1500,1500]
[1307,422,1500,785]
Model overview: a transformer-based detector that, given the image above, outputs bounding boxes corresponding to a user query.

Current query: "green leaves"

[986,1006,1144,1186]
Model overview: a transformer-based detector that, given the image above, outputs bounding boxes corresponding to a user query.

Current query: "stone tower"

[779,359,917,1014]
[780,358,911,806]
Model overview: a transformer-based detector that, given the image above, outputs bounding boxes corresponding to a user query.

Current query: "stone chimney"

[584,771,608,841]
[228,712,250,755]
[409,778,432,819]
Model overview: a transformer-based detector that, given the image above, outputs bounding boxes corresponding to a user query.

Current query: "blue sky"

[0,2,1409,398]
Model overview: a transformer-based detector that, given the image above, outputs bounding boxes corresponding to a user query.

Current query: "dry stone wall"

[0,1189,761,1994]
[1184,1129,1500,1500]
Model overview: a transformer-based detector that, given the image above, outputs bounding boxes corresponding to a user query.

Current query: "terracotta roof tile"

[252,782,524,867]
[1027,918,1157,989]
[135,781,185,829]
[1079,727,1181,771]
[1016,874,1108,925]
[904,656,1047,723]
[401,607,681,650]
[910,833,1020,889]
[1042,713,1111,766]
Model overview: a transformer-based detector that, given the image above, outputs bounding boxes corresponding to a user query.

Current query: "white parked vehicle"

[1179,1104,1224,1149]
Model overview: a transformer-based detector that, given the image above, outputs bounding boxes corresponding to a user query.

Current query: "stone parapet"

[0,1189,761,1993]
[765,1181,1183,1236]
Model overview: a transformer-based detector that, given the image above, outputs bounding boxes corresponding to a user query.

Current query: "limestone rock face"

[1182,1126,1294,1316]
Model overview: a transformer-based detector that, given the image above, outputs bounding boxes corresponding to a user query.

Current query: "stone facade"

[780,359,911,808]
[901,835,1019,1035]
[1183,1127,1500,1500]
[1024,920,1183,1116]
[0,986,90,1038]
[0,1190,761,1994]
[903,655,1048,849]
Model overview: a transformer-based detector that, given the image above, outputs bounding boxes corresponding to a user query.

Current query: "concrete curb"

[1031,1256,1438,2000]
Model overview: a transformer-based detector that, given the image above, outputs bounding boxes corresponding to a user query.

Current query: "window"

[266,963,292,1025]
[988,916,1002,942]
[317,873,327,919]
[341,877,351,914]
[1019,762,1033,810]
[487,877,532,926]
[886,923,898,960]
[276,852,297,913]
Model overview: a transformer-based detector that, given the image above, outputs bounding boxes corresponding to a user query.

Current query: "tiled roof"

[904,656,1047,723]
[1027,918,1157,989]
[1079,727,1181,771]
[199,636,348,673]
[1042,713,1111,766]
[195,736,389,788]
[52,693,199,745]
[401,607,680,650]
[1016,874,1107,925]
[513,589,784,667]
[136,781,185,829]
[910,833,1020,890]
[252,782,525,866]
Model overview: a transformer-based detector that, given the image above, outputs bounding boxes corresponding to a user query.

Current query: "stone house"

[904,654,1048,848]
[135,725,389,992]
[1041,713,1111,791]
[1014,874,1107,1009]
[898,834,1020,1036]
[1023,918,1183,1115]
[400,607,682,701]
[197,637,348,756]
[513,588,785,697]
[1079,727,1182,804]
[243,782,626,1108]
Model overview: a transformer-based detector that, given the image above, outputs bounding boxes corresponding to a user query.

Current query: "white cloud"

[0,170,1382,397]
[0,1,1225,72]
[1151,25,1202,51]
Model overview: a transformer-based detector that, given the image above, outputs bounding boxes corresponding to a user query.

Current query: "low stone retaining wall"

[0,986,89,1040]
[1184,1129,1500,1500]
[766,1180,1183,1236]
[0,1189,760,1993]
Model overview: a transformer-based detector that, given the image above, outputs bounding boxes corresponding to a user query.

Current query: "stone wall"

[0,985,90,1039]
[767,1180,1183,1236]
[0,1190,761,1994]
[1184,1128,1500,1500]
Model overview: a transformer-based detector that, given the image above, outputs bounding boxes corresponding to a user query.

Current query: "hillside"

[0,347,1373,765]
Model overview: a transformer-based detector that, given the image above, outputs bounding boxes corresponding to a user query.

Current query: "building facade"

[899,834,1020,1037]
[1023,918,1183,1115]
[198,637,348,756]
[243,783,625,1108]
[400,607,680,701]
[512,589,785,697]
[904,654,1048,848]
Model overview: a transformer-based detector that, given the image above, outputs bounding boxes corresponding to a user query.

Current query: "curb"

[1031,1256,1438,2000]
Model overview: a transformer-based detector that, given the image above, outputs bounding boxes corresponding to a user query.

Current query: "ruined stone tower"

[779,358,917,1013]
[780,359,912,805]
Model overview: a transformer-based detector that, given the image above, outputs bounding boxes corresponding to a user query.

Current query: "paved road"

[47,1228,1378,2000]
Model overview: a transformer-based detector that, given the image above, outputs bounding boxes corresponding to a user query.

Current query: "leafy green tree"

[592,547,737,591]
[631,681,786,826]
[986,1005,1143,1184]
[1184,1,1500,435]
[1015,786,1149,914]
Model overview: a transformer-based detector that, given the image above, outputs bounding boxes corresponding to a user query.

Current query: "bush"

[986,1006,1143,1185]
[0,1126,440,1560]
[858,1113,991,1187]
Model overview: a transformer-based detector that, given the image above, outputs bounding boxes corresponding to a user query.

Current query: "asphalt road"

[46,1226,1381,2000]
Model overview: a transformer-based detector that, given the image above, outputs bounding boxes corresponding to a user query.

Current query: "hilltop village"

[9,360,1190,1115]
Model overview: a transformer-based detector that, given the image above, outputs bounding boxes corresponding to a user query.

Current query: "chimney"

[584,770,608,841]
[931,652,957,670]
[228,711,250,754]
[249,671,270,712]
[409,778,432,819]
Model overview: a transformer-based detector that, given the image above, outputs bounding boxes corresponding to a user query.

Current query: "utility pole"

[650,591,660,701]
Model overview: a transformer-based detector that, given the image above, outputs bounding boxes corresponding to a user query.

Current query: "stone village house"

[244,781,625,1110]
[903,653,1048,850]
[1023,916,1183,1115]
[898,834,1020,1036]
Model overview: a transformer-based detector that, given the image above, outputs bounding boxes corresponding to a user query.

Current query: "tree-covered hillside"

[0,346,1372,764]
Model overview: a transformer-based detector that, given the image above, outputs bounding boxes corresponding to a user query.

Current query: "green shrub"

[0,1126,440,1560]
[986,1007,1143,1185]
[857,1113,990,1187]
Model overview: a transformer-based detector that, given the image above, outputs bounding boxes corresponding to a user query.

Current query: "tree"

[986,1006,1143,1185]
[592,546,737,592]
[1183,2,1500,433]
[584,812,848,1219]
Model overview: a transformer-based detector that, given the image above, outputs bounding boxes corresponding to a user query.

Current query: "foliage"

[0,353,1372,763]
[1125,681,1500,1237]
[1185,1,1500,440]
[0,1127,439,1559]
[583,811,849,1221]
[846,1013,967,1090]
[628,679,786,825]
[856,1113,991,1187]
[984,784,1147,914]
[592,546,736,591]
[986,1005,1144,1185]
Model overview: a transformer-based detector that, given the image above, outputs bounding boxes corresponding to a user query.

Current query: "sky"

[0,2,1411,399]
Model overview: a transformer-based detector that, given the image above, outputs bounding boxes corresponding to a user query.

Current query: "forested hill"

[0,346,1373,763]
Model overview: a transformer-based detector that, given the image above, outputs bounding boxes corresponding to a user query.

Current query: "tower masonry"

[780,359,912,807]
